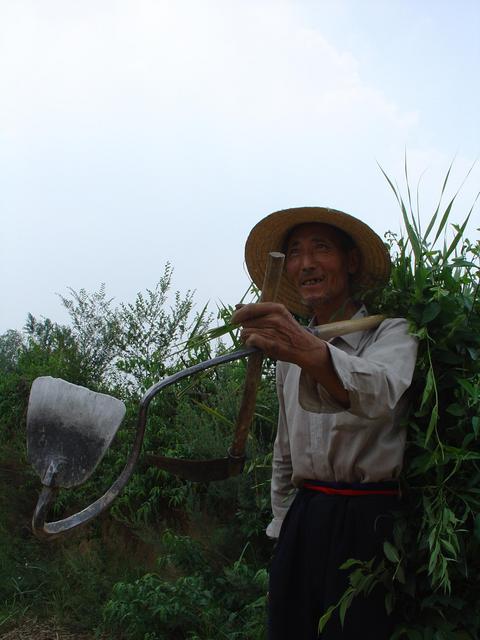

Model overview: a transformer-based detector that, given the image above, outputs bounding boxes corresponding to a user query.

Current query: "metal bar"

[32,345,258,537]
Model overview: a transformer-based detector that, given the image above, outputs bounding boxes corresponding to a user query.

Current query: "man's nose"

[300,251,316,270]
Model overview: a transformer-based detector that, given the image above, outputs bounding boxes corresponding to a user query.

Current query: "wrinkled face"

[284,223,359,312]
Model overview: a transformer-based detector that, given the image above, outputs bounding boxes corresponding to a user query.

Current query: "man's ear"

[347,248,360,275]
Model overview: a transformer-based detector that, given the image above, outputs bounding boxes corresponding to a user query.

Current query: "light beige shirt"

[267,307,418,539]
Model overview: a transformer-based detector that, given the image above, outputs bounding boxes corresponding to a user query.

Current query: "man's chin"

[301,295,328,310]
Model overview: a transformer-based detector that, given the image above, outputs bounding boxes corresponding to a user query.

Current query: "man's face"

[284,223,359,312]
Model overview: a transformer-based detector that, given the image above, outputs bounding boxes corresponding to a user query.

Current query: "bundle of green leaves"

[321,164,480,639]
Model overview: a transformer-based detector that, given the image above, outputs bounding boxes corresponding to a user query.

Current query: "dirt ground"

[0,619,96,640]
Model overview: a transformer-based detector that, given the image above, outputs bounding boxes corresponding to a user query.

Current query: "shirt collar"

[309,305,369,350]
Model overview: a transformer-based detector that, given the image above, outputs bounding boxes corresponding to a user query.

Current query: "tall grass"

[321,161,480,638]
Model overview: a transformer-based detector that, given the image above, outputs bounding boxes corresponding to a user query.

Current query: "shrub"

[321,163,480,638]
[101,532,268,640]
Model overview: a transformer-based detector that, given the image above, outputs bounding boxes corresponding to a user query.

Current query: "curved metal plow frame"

[32,345,258,538]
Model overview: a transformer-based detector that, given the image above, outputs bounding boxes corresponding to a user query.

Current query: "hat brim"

[244,207,391,317]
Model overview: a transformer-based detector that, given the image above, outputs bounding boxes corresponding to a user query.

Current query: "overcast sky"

[1,0,479,334]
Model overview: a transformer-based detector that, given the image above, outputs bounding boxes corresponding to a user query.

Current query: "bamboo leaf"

[396,564,406,584]
[443,218,470,262]
[378,162,402,208]
[432,196,457,246]
[443,212,472,261]
[431,158,477,247]
[415,167,431,233]
[424,161,454,240]
[318,604,336,632]
[207,322,239,340]
[421,302,441,324]
[443,446,480,461]
[446,403,465,417]
[384,591,394,615]
[419,366,435,414]
[401,201,423,263]
[191,400,234,428]
[404,151,419,235]
[440,539,457,557]
[383,541,400,563]
[472,416,480,438]
[424,404,439,446]
[340,558,360,570]
[428,542,440,575]
[188,302,209,339]
[339,590,355,628]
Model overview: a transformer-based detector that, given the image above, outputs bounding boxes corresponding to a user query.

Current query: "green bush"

[0,267,274,636]
[101,531,268,640]
[321,164,480,638]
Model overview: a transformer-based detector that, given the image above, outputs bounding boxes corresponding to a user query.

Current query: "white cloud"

[0,0,418,144]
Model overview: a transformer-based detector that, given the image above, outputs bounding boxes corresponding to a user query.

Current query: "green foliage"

[0,514,142,634]
[317,163,479,636]
[335,163,480,638]
[57,284,121,386]
[318,557,388,632]
[57,266,211,394]
[0,266,274,636]
[101,531,268,640]
[0,319,87,472]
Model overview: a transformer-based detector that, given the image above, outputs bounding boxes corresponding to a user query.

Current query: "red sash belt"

[302,481,400,497]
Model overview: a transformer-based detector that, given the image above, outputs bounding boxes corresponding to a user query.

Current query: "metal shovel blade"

[27,376,126,488]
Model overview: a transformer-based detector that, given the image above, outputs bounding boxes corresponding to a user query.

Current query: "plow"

[26,252,385,539]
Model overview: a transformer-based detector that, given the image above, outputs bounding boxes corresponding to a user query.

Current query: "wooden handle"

[313,315,386,340]
[229,252,285,458]
[259,251,285,303]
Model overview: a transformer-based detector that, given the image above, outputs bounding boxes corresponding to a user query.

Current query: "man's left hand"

[231,302,349,407]
[231,302,326,368]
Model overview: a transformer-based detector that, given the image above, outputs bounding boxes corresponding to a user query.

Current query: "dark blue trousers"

[268,483,399,639]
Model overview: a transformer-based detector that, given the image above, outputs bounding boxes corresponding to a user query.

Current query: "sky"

[1,0,479,334]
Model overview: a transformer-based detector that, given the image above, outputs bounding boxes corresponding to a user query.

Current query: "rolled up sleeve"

[298,318,418,420]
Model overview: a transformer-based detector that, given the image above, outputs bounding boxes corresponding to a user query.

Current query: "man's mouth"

[301,277,325,286]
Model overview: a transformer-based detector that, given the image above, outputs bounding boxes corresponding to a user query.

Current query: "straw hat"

[244,206,391,317]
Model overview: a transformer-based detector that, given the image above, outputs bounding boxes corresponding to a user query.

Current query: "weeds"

[321,161,480,637]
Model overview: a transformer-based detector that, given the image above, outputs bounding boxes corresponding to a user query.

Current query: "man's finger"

[245,334,279,359]
[232,302,287,324]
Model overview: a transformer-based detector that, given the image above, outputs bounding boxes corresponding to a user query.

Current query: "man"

[232,207,418,639]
